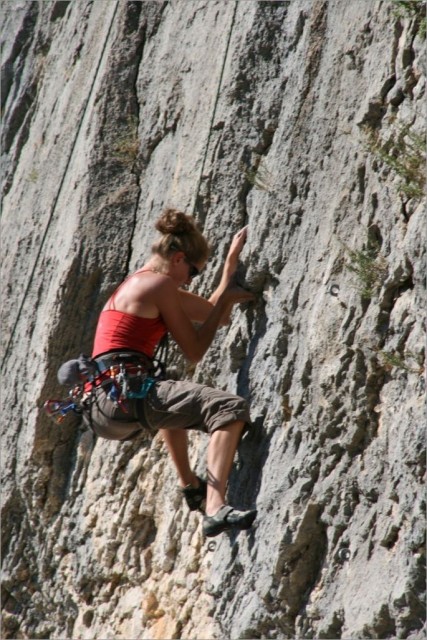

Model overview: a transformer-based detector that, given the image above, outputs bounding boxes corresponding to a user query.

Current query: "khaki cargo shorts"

[143,380,251,434]
[83,385,151,441]
[84,380,250,441]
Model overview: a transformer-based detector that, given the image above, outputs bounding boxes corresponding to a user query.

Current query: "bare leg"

[206,420,245,516]
[160,428,199,487]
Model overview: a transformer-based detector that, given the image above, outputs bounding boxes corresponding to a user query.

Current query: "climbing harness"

[44,344,168,426]
[88,353,158,413]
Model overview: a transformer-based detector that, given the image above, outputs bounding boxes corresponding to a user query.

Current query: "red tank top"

[92,270,167,358]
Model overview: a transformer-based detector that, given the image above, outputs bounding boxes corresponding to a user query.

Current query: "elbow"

[185,347,205,363]
[188,353,204,364]
[220,310,232,326]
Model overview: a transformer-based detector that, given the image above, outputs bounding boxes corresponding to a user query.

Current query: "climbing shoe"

[181,477,207,513]
[203,505,257,537]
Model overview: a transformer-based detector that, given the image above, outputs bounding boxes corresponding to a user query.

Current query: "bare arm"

[112,228,253,359]
[154,276,254,362]
[209,227,249,323]
[178,289,214,323]
[178,228,249,325]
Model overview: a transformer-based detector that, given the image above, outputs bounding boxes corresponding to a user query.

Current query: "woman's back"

[92,307,167,358]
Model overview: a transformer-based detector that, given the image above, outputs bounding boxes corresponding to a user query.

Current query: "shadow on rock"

[228,415,270,513]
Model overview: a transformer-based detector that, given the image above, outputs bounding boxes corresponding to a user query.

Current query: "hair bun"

[152,208,210,262]
[155,208,195,236]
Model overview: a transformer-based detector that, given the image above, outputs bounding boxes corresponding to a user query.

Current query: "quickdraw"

[43,354,97,423]
[44,397,82,424]
[44,378,86,424]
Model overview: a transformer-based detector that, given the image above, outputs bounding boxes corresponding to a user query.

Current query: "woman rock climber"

[87,208,256,537]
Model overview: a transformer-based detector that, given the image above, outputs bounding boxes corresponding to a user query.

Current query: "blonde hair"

[152,208,210,263]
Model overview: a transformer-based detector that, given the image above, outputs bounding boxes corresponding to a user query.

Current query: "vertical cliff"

[1,1,425,638]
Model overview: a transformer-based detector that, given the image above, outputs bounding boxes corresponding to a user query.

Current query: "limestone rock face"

[1,1,425,638]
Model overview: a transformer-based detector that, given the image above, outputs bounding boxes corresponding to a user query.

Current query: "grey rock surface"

[1,1,425,638]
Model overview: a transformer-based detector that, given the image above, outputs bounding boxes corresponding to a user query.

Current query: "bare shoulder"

[129,270,173,294]
[114,271,176,312]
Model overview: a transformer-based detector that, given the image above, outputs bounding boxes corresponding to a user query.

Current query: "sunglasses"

[170,243,200,278]
[184,257,200,278]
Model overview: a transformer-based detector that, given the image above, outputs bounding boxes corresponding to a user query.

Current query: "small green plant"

[390,0,427,38]
[240,157,275,192]
[27,169,39,183]
[375,348,424,374]
[111,116,139,167]
[343,238,388,300]
[362,120,426,200]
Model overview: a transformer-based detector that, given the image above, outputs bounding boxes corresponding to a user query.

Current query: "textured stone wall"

[1,1,425,638]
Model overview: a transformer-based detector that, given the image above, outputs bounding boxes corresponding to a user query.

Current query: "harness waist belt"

[84,356,153,395]
[94,351,153,373]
